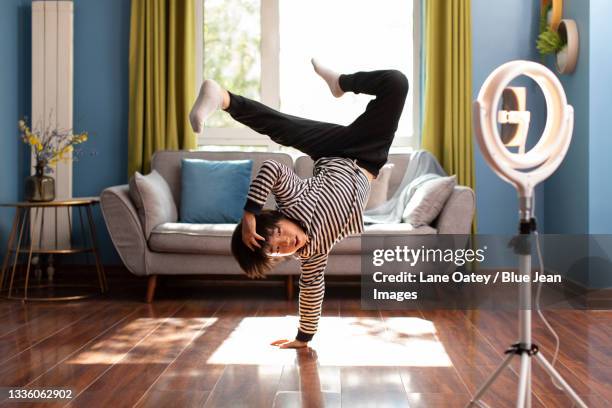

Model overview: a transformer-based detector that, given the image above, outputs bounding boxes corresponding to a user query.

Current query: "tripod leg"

[516,353,530,408]
[467,353,515,407]
[535,353,588,408]
[526,361,532,408]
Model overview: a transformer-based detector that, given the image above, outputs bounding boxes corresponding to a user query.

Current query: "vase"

[555,20,579,75]
[25,168,55,202]
[556,45,568,72]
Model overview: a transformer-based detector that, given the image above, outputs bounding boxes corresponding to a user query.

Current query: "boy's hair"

[231,210,286,277]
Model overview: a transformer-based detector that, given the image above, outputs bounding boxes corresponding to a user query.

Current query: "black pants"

[225,70,409,177]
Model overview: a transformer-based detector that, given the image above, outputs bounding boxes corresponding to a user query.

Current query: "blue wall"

[72,0,131,264]
[0,0,30,269]
[588,0,612,234]
[538,0,612,288]
[543,0,590,234]
[0,0,19,234]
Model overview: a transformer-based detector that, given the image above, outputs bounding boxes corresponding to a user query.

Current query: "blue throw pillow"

[180,158,253,223]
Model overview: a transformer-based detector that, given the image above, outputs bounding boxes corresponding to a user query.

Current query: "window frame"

[195,0,420,150]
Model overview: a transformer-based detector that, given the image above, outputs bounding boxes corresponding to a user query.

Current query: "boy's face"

[266,218,309,257]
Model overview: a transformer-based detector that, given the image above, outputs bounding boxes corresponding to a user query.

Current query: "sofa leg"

[286,275,294,301]
[146,275,157,303]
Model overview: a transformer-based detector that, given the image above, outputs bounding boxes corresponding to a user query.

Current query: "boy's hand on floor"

[271,339,308,349]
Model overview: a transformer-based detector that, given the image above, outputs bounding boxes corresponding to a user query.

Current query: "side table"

[0,197,108,301]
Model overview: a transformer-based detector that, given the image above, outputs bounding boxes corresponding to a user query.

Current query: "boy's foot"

[311,58,344,98]
[189,79,225,133]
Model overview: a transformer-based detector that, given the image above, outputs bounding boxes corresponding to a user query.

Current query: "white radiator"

[31,0,73,251]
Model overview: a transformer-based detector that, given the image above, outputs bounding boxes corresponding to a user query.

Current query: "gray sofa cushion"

[149,223,235,255]
[148,222,436,256]
[129,170,178,239]
[434,186,475,234]
[402,175,457,227]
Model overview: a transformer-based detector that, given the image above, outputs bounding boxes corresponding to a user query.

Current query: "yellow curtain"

[421,0,476,231]
[128,0,196,177]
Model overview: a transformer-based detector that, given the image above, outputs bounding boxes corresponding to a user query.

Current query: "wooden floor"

[0,279,610,408]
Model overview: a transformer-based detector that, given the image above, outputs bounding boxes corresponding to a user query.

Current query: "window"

[196,0,420,150]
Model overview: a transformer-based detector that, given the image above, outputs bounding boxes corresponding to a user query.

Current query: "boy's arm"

[244,159,304,215]
[296,253,329,342]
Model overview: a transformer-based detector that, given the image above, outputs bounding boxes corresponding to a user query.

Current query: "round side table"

[0,197,108,301]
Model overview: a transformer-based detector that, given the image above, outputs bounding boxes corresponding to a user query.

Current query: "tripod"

[467,216,588,408]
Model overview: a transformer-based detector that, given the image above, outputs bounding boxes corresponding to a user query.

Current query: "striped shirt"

[244,157,371,341]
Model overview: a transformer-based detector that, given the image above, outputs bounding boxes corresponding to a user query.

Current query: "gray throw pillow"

[129,169,178,239]
[365,163,394,210]
[402,175,456,227]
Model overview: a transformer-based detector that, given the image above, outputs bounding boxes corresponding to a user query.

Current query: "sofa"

[100,150,475,302]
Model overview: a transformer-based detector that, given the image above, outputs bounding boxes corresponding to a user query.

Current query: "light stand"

[468,61,587,408]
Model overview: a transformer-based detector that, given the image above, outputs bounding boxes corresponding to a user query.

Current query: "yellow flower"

[29,135,41,146]
[75,132,88,143]
[36,143,43,152]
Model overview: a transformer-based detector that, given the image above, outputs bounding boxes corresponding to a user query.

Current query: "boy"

[190,60,408,348]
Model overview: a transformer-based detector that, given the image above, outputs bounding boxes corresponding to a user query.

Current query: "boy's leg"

[225,92,349,160]
[335,70,409,175]
[341,70,409,135]
[192,69,408,173]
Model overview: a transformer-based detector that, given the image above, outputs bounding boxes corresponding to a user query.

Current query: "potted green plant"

[18,118,89,202]
[536,4,566,59]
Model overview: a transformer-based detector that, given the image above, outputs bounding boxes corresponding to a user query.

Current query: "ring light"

[469,61,587,408]
[473,60,574,207]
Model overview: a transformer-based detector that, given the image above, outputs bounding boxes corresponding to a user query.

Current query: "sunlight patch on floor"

[66,317,217,364]
[207,316,452,367]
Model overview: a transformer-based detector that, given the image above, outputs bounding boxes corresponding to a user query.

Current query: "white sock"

[311,58,344,98]
[189,79,224,133]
